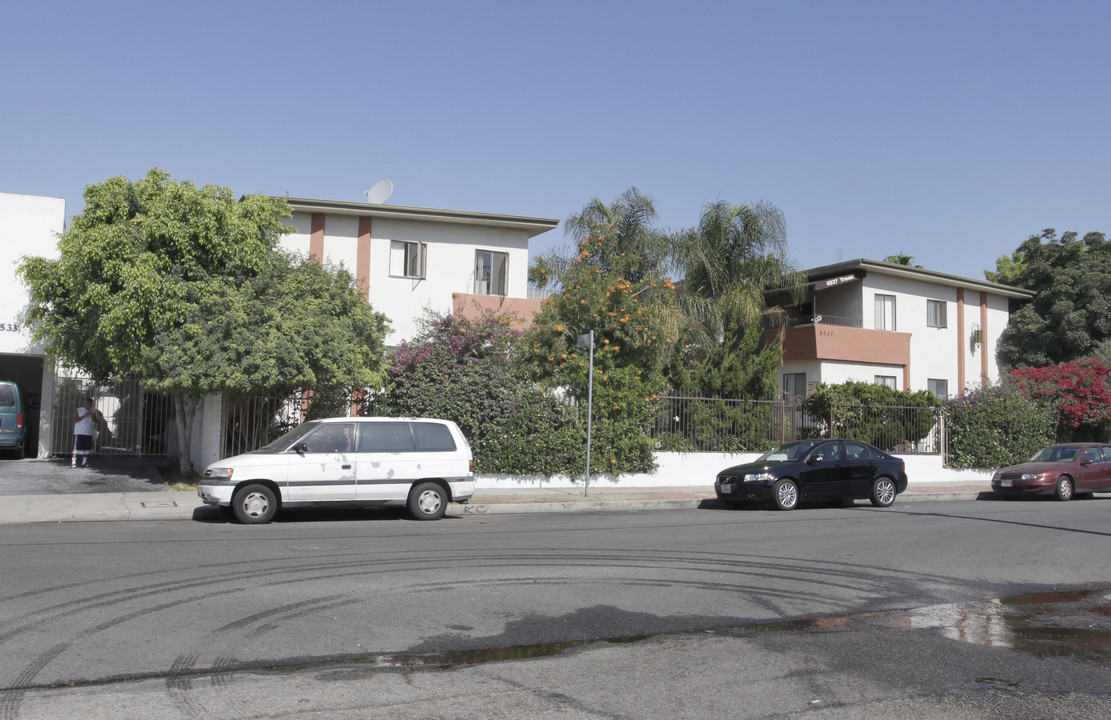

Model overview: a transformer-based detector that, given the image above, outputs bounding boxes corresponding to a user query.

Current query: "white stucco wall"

[476,451,994,489]
[280,213,532,345]
[0,193,65,354]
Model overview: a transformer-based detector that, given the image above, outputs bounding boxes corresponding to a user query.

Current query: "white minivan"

[198,417,474,523]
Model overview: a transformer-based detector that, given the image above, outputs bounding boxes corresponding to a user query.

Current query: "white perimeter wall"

[477,452,994,489]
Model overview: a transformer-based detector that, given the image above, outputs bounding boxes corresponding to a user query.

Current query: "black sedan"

[715,438,909,511]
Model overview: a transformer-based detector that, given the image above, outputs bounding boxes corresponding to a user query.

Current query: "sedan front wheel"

[772,479,799,511]
[1055,476,1074,502]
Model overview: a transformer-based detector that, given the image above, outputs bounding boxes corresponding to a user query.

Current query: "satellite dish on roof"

[364,180,394,204]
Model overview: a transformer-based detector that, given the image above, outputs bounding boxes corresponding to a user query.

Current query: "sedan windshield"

[256,421,320,453]
[1029,446,1079,463]
[756,441,819,463]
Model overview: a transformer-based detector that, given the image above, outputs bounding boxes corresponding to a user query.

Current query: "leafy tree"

[364,311,585,475]
[668,322,782,399]
[996,229,1111,368]
[523,221,679,474]
[19,169,388,473]
[984,248,1027,286]
[943,382,1056,469]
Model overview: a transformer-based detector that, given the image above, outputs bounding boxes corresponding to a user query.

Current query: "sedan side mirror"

[294,443,309,455]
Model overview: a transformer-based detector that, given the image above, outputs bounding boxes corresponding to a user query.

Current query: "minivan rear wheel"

[408,482,448,520]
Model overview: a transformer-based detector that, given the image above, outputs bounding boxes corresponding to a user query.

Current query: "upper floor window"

[927,299,947,328]
[475,250,508,296]
[875,294,896,331]
[390,241,426,279]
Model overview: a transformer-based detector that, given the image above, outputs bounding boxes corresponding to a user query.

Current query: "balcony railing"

[787,314,863,328]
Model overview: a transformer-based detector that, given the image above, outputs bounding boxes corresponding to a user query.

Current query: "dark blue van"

[0,381,26,458]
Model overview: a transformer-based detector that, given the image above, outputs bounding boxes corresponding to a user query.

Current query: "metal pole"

[585,330,594,497]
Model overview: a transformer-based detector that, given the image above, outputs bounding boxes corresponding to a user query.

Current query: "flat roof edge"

[804,258,1034,299]
[273,196,560,237]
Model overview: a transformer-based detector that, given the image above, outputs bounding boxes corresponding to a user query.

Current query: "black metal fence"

[51,375,172,456]
[651,396,942,455]
[220,391,311,459]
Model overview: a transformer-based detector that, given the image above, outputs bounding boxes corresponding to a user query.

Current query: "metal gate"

[51,373,172,456]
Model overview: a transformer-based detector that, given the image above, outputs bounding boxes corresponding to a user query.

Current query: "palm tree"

[883,252,921,267]
[531,187,670,289]
[672,200,805,350]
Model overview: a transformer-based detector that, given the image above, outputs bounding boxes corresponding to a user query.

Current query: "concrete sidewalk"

[0,477,994,524]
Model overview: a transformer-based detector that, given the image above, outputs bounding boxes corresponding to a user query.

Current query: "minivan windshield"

[256,421,320,453]
[755,441,820,463]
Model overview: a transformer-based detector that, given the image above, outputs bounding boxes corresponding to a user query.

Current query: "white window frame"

[390,240,427,279]
[926,299,947,328]
[474,249,508,296]
[875,294,896,331]
[782,372,806,401]
[927,378,949,399]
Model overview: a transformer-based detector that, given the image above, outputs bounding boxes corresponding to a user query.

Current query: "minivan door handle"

[341,464,352,469]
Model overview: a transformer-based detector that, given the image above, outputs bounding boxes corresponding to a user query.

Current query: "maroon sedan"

[992,443,1111,500]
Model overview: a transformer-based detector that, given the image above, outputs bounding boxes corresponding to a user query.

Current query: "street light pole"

[576,330,594,496]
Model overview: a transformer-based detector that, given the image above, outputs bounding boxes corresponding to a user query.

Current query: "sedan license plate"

[720,484,733,494]
[1001,479,1013,487]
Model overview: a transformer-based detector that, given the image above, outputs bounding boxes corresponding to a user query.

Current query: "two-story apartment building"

[766,259,1033,400]
[277,197,559,344]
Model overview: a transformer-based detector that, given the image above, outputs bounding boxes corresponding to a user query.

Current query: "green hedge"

[943,383,1056,469]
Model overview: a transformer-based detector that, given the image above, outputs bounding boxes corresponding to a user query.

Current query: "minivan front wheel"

[408,482,448,520]
[232,483,278,524]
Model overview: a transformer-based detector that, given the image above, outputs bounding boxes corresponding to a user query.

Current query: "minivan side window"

[412,422,457,452]
[358,422,415,452]
[301,423,355,453]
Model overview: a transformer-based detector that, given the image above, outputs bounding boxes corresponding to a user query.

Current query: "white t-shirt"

[74,407,96,437]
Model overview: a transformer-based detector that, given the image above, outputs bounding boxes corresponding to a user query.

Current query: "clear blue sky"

[4,0,1108,280]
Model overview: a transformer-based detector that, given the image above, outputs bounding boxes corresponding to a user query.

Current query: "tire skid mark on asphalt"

[0,547,986,708]
[165,651,204,719]
[215,594,346,632]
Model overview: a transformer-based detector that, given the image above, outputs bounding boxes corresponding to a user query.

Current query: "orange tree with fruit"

[522,222,681,473]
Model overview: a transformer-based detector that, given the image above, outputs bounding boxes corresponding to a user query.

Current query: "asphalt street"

[0,500,1108,719]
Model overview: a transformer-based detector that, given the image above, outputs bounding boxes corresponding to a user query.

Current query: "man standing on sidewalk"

[72,397,102,468]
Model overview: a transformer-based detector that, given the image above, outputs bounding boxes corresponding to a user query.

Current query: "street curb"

[446,492,987,516]
[0,490,991,524]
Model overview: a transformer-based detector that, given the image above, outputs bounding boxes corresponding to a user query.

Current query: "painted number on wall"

[0,323,21,333]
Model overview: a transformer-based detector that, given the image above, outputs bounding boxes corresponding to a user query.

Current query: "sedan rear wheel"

[1055,476,1074,502]
[870,477,897,507]
[772,479,799,511]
